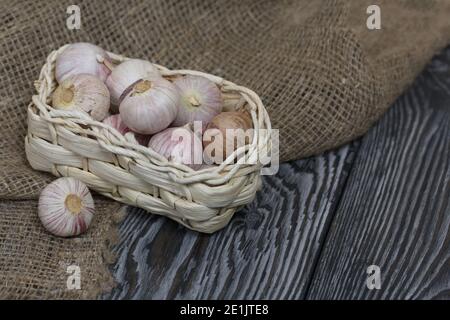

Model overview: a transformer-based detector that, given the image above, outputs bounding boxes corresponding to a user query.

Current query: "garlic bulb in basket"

[52,74,110,121]
[103,114,129,135]
[148,126,203,169]
[172,75,223,129]
[102,114,150,145]
[203,111,253,164]
[106,59,161,106]
[38,177,95,237]
[55,42,111,83]
[119,79,179,134]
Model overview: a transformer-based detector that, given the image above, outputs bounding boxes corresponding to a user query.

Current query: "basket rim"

[29,44,273,186]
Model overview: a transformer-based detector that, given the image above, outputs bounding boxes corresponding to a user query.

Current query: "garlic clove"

[38,177,95,237]
[172,75,223,130]
[52,74,110,121]
[106,59,161,106]
[55,42,112,83]
[148,126,203,169]
[119,78,179,134]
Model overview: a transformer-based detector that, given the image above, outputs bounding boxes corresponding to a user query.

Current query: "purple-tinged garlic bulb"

[106,59,161,106]
[203,111,253,164]
[103,114,130,135]
[102,114,151,146]
[55,42,112,83]
[172,75,223,130]
[148,126,203,169]
[119,78,179,134]
[38,177,95,237]
[52,73,110,121]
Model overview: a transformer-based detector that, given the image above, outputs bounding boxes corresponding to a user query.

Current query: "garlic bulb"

[38,177,94,237]
[119,79,179,134]
[55,42,111,83]
[148,126,203,169]
[102,114,150,145]
[103,114,129,135]
[203,111,253,164]
[106,59,161,106]
[52,74,110,121]
[172,75,223,129]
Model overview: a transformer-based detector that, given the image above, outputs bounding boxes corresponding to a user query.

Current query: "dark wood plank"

[307,48,450,300]
[104,144,356,299]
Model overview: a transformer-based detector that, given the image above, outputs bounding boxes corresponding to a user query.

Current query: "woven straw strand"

[26,45,271,233]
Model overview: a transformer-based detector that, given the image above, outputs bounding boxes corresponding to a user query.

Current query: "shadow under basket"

[25,44,272,233]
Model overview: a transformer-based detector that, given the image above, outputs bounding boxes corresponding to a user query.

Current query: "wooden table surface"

[103,47,450,300]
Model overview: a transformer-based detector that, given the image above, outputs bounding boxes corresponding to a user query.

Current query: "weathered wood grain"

[307,49,450,300]
[104,144,356,299]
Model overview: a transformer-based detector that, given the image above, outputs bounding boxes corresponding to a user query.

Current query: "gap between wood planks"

[305,46,450,299]
[301,141,361,298]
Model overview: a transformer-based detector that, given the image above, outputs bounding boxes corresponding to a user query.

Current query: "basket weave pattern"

[25,45,271,233]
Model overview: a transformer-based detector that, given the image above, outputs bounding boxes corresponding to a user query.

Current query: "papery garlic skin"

[102,114,150,145]
[106,59,161,106]
[148,127,203,169]
[172,75,223,129]
[38,177,94,237]
[103,114,130,135]
[203,111,253,164]
[119,79,179,134]
[55,42,111,83]
[52,74,110,121]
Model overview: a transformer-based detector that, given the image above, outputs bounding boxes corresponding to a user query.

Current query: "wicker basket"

[25,44,272,233]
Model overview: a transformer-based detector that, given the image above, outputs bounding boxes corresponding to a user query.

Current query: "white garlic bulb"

[119,79,179,134]
[38,177,95,237]
[55,42,112,83]
[172,75,223,129]
[52,74,110,121]
[102,114,150,145]
[106,59,161,106]
[148,126,203,169]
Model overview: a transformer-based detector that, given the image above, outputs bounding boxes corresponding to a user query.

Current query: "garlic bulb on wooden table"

[52,74,110,121]
[55,42,112,83]
[148,126,203,170]
[38,177,95,237]
[172,75,223,129]
[106,59,162,106]
[119,79,179,134]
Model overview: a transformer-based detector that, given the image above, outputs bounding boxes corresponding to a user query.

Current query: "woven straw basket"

[25,44,272,233]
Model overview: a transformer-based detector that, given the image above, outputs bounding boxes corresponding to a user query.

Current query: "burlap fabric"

[0,201,123,299]
[1,0,450,298]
